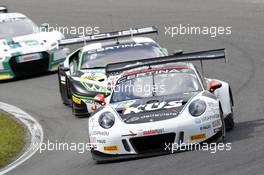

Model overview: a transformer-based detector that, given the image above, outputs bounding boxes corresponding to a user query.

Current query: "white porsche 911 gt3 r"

[88,49,234,163]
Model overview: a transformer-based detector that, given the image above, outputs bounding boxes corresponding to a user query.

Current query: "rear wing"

[106,48,226,75]
[0,6,8,13]
[59,26,158,46]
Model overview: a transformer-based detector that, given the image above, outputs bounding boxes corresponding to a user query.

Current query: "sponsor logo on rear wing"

[106,48,226,75]
[59,26,158,46]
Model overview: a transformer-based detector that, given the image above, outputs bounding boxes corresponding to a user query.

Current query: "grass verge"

[0,111,26,168]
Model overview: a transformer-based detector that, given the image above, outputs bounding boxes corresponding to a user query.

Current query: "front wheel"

[219,107,226,142]
[58,69,71,105]
[225,88,235,131]
[225,97,235,131]
[224,113,235,131]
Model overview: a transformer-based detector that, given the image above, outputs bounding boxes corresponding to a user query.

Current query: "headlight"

[189,100,206,117]
[98,112,115,129]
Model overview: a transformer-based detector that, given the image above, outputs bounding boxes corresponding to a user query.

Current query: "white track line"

[0,102,43,175]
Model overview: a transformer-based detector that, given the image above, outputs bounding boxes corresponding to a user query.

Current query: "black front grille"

[130,133,176,154]
[9,52,49,77]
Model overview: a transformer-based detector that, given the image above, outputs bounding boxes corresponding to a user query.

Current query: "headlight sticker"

[91,131,109,136]
[200,124,212,131]
[138,128,165,136]
[212,119,222,128]
[195,114,220,124]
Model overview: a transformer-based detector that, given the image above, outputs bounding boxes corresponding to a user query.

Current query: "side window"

[195,67,207,89]
[69,50,80,75]
[69,60,78,75]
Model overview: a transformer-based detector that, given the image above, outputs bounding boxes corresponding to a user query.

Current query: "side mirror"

[173,50,183,55]
[60,66,70,72]
[39,23,49,31]
[208,79,222,92]
[94,94,106,105]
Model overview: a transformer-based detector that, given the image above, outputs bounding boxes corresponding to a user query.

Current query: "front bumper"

[89,95,224,162]
[91,131,223,163]
[91,148,171,163]
[89,121,223,162]
[71,94,102,116]
[0,48,68,81]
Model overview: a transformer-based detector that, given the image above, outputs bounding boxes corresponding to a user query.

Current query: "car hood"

[111,92,199,124]
[0,31,64,58]
[71,71,110,96]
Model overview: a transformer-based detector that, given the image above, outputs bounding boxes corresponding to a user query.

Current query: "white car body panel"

[0,31,66,58]
[207,78,232,117]
[0,13,69,79]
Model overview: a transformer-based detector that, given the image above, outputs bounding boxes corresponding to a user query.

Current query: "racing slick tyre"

[58,71,72,106]
[224,98,235,131]
[58,73,66,104]
[224,113,235,131]
[219,106,226,142]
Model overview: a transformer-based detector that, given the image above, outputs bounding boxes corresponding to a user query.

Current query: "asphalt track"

[1,0,264,174]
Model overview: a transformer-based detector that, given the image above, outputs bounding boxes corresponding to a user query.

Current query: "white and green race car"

[57,27,164,117]
[0,6,69,80]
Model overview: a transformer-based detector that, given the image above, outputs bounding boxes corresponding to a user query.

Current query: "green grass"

[0,112,26,168]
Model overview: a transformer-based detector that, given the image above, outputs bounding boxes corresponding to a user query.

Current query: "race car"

[0,6,69,80]
[57,26,167,116]
[88,49,235,163]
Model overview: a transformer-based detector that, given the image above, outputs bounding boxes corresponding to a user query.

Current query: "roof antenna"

[109,14,119,45]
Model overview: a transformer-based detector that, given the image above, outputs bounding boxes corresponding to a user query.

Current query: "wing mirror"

[60,66,70,72]
[39,23,49,31]
[208,79,222,92]
[94,94,106,105]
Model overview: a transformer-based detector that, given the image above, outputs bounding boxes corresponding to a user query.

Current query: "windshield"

[111,68,202,103]
[0,18,37,39]
[81,42,165,69]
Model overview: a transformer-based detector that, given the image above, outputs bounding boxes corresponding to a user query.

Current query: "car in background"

[57,27,165,117]
[0,6,69,80]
